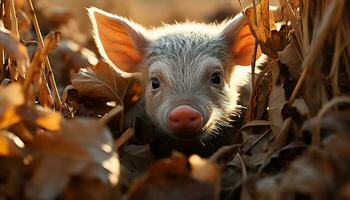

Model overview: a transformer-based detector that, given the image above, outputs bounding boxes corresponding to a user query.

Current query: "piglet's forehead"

[145,32,228,63]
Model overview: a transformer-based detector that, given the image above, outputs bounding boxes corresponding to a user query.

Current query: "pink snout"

[168,105,203,138]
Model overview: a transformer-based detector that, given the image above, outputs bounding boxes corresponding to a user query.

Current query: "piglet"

[88,7,261,157]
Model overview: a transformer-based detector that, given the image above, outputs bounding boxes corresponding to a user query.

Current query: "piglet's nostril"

[168,105,203,138]
[170,117,180,123]
[190,117,199,121]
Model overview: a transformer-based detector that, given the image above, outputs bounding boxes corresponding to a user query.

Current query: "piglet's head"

[88,7,261,140]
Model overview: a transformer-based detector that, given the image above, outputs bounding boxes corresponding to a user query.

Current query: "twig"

[236,153,247,180]
[245,0,259,122]
[99,105,123,125]
[27,0,62,110]
[252,0,257,25]
[329,30,349,97]
[237,0,245,14]
[243,129,270,153]
[8,0,19,38]
[248,40,259,120]
[9,0,27,78]
[0,1,3,81]
[23,32,60,104]
[115,128,134,149]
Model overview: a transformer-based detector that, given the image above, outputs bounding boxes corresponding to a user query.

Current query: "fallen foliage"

[0,0,349,199]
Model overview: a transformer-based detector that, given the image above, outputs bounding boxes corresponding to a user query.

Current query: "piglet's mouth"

[171,128,202,140]
[169,131,203,141]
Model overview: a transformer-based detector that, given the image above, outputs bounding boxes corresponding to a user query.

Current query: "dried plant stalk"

[27,0,62,110]
[287,0,345,111]
[8,0,27,78]
[0,1,5,80]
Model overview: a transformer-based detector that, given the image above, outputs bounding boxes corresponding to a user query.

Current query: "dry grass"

[0,0,349,199]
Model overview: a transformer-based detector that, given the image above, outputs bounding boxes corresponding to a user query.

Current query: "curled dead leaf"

[245,1,293,58]
[245,0,271,43]
[43,31,61,54]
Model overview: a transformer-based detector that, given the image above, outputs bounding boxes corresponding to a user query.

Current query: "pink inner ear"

[93,10,146,74]
[231,24,262,66]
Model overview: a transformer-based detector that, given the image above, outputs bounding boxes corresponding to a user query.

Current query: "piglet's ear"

[220,14,262,66]
[88,7,149,76]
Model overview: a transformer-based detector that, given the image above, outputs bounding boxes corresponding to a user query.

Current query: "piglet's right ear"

[87,7,149,76]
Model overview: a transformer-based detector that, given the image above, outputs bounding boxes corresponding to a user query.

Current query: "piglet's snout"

[168,105,203,138]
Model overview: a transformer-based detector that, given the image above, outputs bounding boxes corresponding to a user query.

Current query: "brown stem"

[27,0,62,110]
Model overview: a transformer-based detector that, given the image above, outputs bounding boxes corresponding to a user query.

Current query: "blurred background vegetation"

[37,0,279,32]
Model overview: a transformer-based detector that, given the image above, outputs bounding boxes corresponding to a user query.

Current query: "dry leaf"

[189,155,220,185]
[0,0,348,199]
[0,23,29,61]
[49,40,97,88]
[0,83,24,129]
[245,0,271,43]
[16,105,62,131]
[129,153,219,200]
[71,61,141,106]
[278,133,350,200]
[23,31,61,105]
[0,130,24,156]
[43,31,61,54]
[26,118,119,199]
[119,144,155,184]
[245,2,293,58]
[268,63,287,135]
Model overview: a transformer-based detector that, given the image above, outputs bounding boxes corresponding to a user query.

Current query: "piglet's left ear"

[220,14,262,66]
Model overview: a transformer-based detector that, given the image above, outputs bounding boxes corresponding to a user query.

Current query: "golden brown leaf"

[26,118,119,199]
[0,83,24,129]
[245,0,271,43]
[245,2,293,58]
[129,153,219,200]
[49,40,97,88]
[0,130,24,156]
[43,31,61,54]
[189,155,220,185]
[16,105,62,131]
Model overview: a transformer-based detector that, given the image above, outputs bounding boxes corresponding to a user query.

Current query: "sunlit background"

[37,0,279,32]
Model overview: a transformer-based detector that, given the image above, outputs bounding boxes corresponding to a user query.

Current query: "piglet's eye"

[151,77,161,89]
[210,72,222,85]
